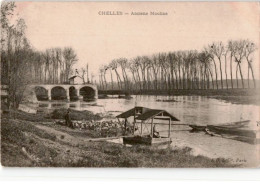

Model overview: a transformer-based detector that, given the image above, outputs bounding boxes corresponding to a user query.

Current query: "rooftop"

[116,106,179,121]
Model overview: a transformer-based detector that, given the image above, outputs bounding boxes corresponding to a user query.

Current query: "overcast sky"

[14,1,259,79]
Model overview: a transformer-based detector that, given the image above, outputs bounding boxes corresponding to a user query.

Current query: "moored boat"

[206,120,260,144]
[189,125,206,131]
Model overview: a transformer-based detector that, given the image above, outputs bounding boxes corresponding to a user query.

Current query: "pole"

[141,121,143,136]
[133,109,136,135]
[7,29,11,114]
[87,64,89,83]
[124,118,127,135]
[151,118,154,137]
[168,118,171,138]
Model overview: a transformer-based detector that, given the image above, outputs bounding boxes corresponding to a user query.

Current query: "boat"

[123,135,172,145]
[116,106,180,145]
[206,120,260,144]
[189,125,206,131]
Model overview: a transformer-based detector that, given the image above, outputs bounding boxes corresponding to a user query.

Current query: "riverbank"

[99,89,260,105]
[1,110,236,167]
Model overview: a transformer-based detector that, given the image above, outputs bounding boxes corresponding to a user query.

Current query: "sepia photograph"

[0,1,260,168]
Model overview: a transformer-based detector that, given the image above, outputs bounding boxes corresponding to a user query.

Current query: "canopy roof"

[136,109,179,121]
[116,106,150,119]
[69,75,81,80]
[116,106,179,121]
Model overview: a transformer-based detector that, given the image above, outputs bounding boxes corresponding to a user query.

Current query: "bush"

[51,108,102,121]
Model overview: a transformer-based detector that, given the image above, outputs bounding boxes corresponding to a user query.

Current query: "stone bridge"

[29,84,98,101]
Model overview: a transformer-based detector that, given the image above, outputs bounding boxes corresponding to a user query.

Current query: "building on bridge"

[69,75,84,85]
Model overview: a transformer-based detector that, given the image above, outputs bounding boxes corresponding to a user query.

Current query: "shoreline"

[98,88,260,106]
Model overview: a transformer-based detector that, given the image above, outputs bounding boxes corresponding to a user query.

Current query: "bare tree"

[62,47,78,83]
[80,68,86,84]
[209,42,224,89]
[244,40,257,88]
[233,40,246,88]
[117,58,130,90]
[133,57,142,90]
[151,54,160,90]
[110,59,122,90]
[228,41,235,89]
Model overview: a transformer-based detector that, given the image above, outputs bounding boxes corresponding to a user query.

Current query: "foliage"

[51,108,102,121]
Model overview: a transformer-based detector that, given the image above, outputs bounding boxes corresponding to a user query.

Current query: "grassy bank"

[1,111,237,167]
[99,88,260,105]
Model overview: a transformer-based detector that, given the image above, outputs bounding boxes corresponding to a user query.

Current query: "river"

[32,95,259,125]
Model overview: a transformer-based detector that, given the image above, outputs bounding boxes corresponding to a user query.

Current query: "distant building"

[69,75,84,84]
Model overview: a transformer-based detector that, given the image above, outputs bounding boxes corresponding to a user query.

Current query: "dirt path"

[35,124,88,146]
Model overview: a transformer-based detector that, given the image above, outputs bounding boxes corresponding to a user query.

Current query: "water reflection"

[32,95,259,125]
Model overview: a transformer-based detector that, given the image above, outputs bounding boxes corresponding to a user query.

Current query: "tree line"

[99,40,257,92]
[1,2,79,109]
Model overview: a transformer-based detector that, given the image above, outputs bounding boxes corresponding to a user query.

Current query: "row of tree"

[1,2,79,108]
[22,47,78,84]
[99,40,257,91]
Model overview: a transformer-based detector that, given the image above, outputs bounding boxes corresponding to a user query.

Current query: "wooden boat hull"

[189,125,206,131]
[207,125,257,138]
[123,136,172,145]
[207,125,260,144]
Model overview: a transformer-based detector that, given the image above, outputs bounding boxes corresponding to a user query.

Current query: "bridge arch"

[79,86,96,100]
[34,86,48,101]
[69,86,78,101]
[51,86,67,100]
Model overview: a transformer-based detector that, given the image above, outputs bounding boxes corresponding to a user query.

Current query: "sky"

[13,1,260,80]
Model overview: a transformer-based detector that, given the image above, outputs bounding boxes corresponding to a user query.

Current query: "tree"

[233,40,246,88]
[244,40,257,88]
[132,57,142,90]
[80,68,86,84]
[117,58,129,90]
[227,41,235,89]
[110,59,122,90]
[151,54,160,90]
[128,60,138,90]
[1,3,33,109]
[62,47,78,83]
[107,64,114,90]
[206,46,218,89]
[209,42,224,89]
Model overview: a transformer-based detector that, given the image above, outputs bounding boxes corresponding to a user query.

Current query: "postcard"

[1,1,259,168]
